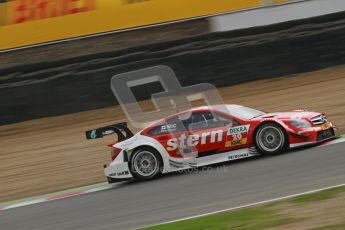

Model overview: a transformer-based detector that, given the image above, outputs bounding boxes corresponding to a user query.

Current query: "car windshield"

[227,106,266,120]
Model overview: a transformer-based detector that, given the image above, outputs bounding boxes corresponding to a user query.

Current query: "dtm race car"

[86,104,336,183]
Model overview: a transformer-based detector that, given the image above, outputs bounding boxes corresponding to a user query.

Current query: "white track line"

[146,182,345,227]
[0,184,115,211]
[320,136,345,146]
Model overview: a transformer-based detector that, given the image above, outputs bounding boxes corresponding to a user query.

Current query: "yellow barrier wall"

[0,0,262,50]
[0,0,300,50]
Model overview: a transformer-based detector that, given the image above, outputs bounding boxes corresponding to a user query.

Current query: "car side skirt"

[167,148,259,172]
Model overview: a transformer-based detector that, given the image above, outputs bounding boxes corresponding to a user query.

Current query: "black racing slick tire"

[130,147,163,180]
[255,122,288,155]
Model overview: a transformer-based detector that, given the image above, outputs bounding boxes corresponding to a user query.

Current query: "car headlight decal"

[289,119,312,128]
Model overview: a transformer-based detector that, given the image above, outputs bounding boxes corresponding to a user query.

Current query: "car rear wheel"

[255,123,287,155]
[130,147,162,180]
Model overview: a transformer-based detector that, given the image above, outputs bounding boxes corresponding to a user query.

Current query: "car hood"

[252,111,322,121]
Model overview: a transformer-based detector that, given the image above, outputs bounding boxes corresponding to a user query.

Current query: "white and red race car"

[86,104,336,183]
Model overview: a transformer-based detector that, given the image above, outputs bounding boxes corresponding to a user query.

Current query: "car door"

[184,111,226,155]
[216,112,251,152]
[186,111,250,155]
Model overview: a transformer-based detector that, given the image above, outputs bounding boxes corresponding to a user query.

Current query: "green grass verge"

[142,206,292,230]
[309,223,345,230]
[290,186,345,204]
[141,186,345,230]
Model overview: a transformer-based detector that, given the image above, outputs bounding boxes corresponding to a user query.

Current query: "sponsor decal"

[166,130,223,151]
[166,124,251,151]
[7,0,96,25]
[109,171,129,177]
[225,125,250,147]
[321,122,331,131]
[90,130,97,139]
[228,153,249,160]
[161,124,177,132]
[227,125,249,135]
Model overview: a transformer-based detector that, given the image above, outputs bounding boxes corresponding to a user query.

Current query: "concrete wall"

[209,0,345,32]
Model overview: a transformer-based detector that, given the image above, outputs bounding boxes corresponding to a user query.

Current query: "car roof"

[190,104,243,112]
[146,104,243,128]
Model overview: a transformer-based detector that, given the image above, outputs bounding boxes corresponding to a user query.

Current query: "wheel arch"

[253,120,290,150]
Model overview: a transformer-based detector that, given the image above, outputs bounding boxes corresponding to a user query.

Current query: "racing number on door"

[231,133,243,145]
[225,125,250,147]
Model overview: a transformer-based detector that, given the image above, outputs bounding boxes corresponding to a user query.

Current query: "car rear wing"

[85,122,133,142]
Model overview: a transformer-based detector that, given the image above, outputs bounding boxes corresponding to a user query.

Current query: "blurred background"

[1,0,345,222]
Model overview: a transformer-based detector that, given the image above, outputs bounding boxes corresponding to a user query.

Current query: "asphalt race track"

[1,143,345,230]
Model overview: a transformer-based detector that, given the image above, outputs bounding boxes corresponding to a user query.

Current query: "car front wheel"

[255,123,287,155]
